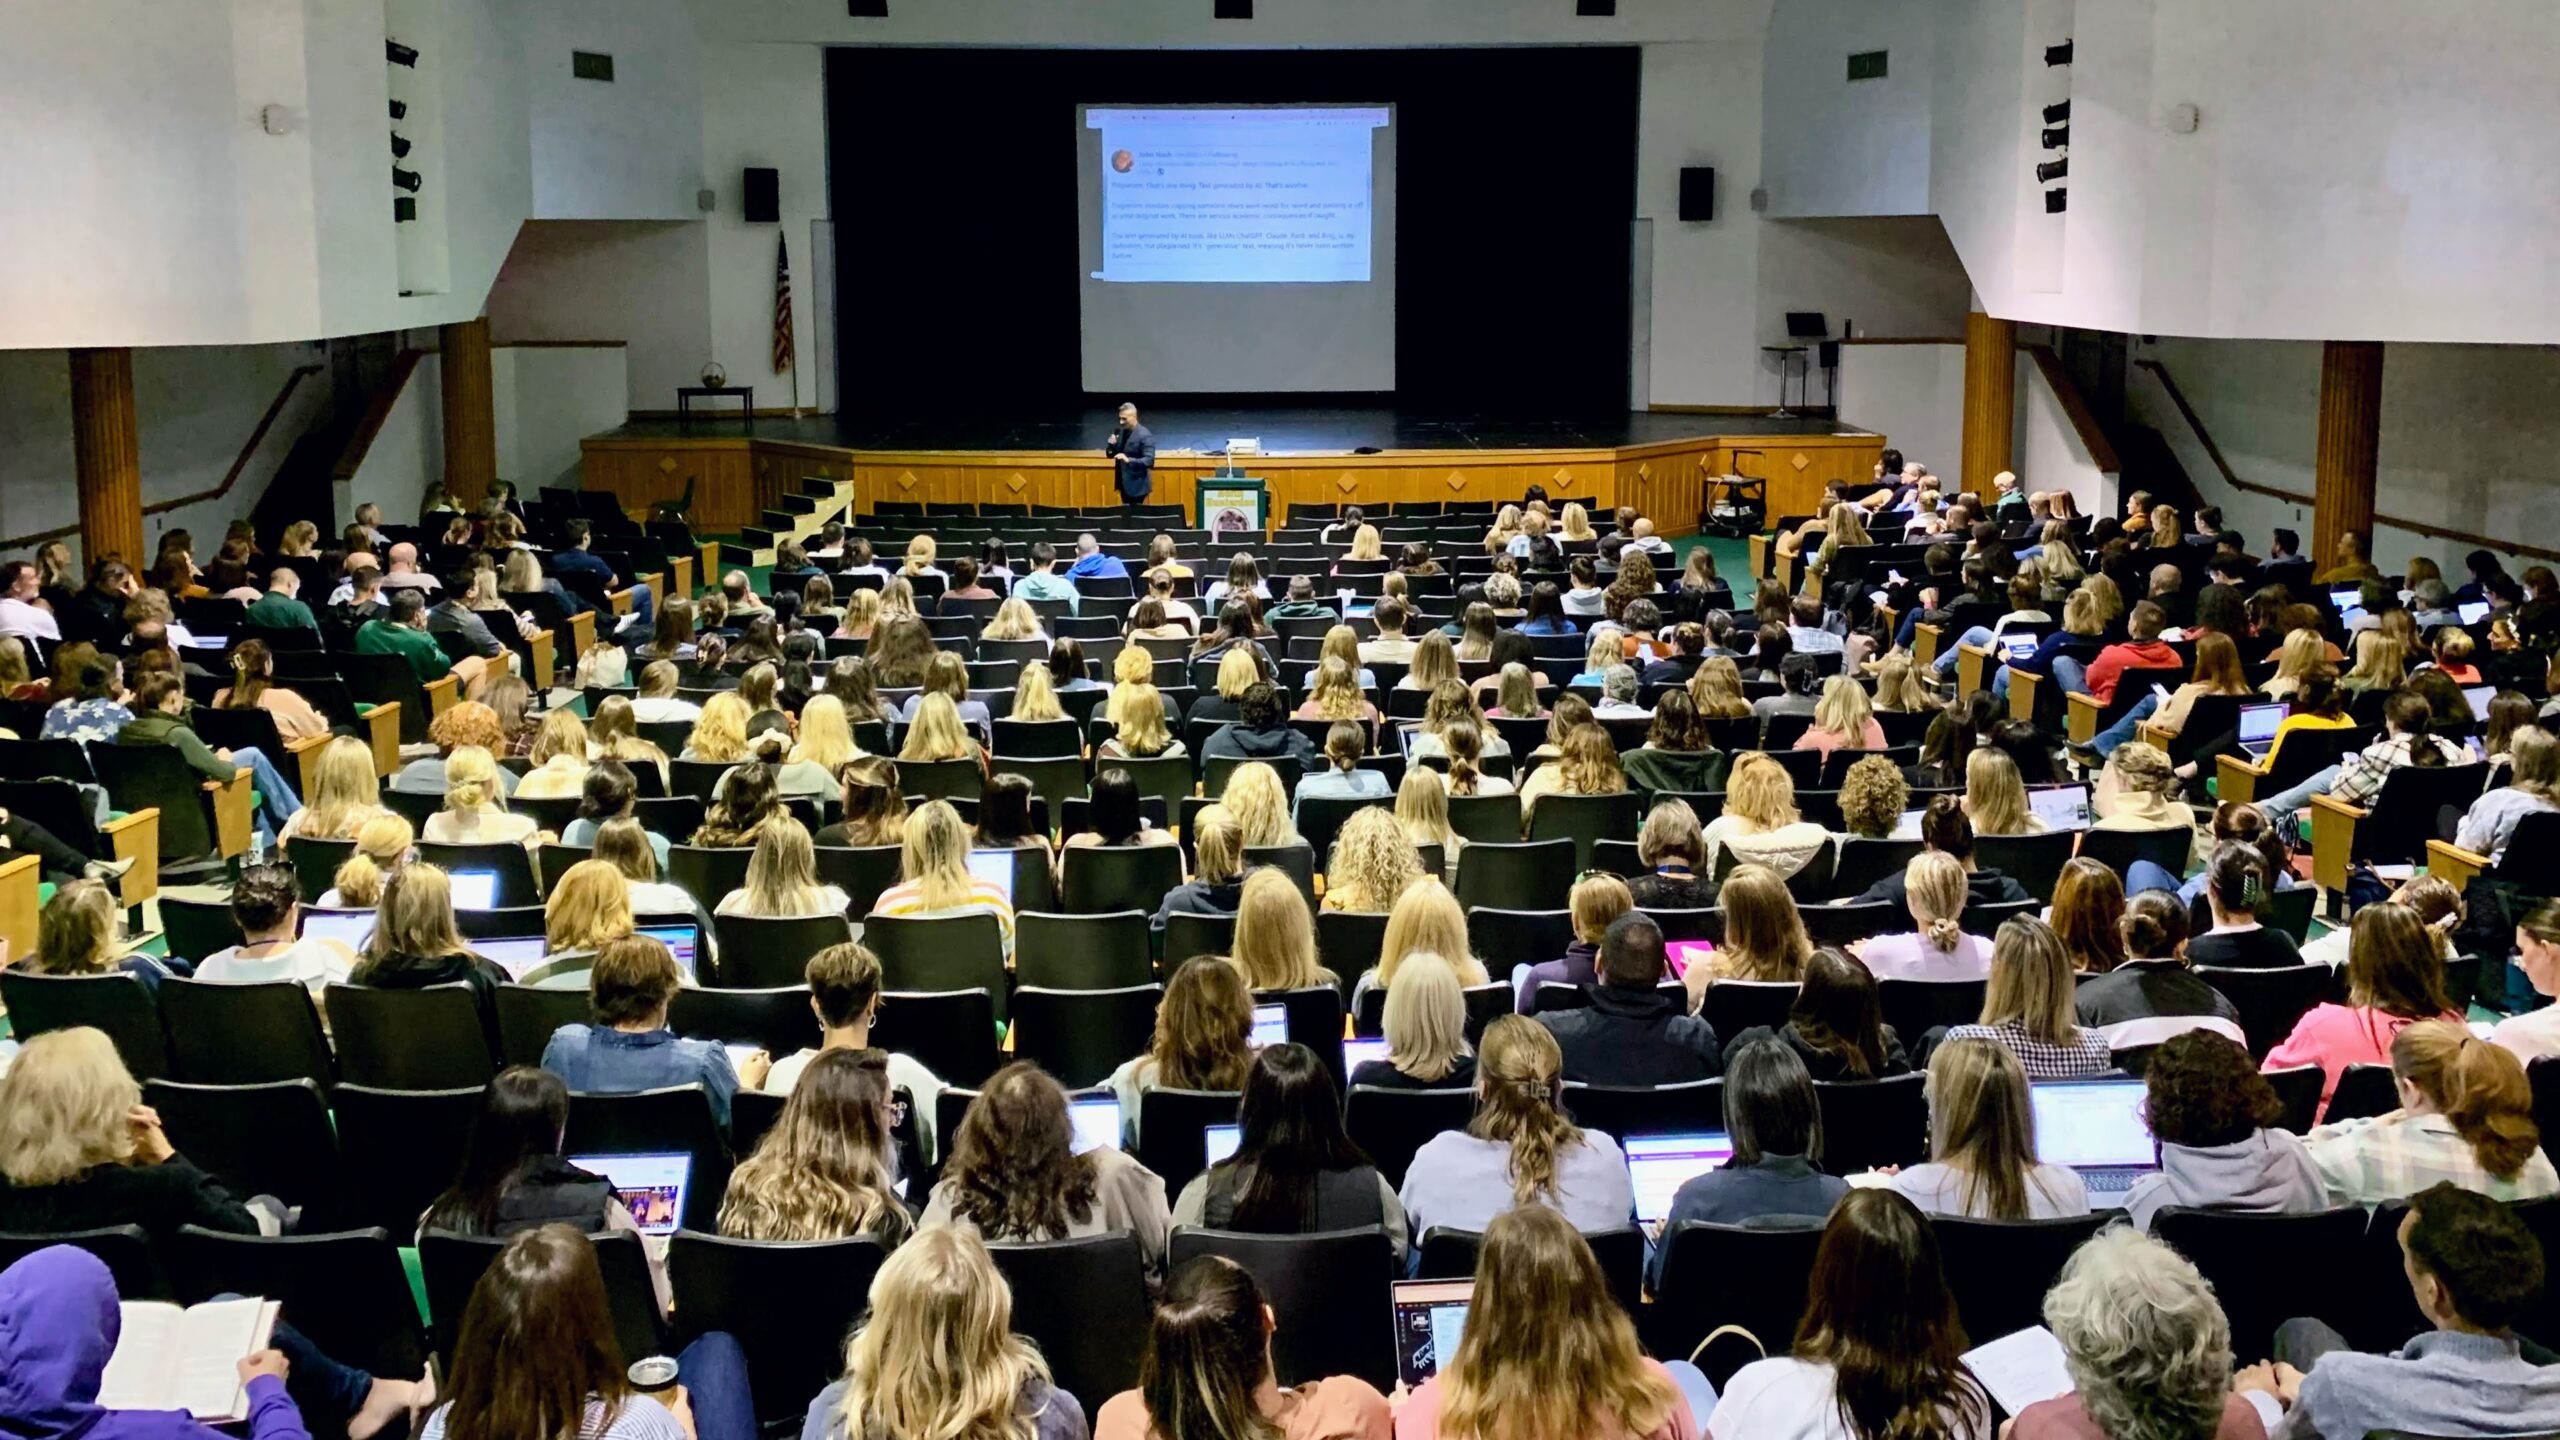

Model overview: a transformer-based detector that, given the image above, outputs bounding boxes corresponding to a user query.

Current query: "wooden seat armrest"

[1748,534,1774,579]
[1913,623,1945,669]
[698,542,721,596]
[527,628,557,689]
[98,809,159,907]
[609,587,639,617]
[642,571,668,617]
[2065,692,2104,745]
[2307,793,2369,895]
[2214,753,2270,805]
[2425,838,2491,893]
[2136,720,2182,750]
[2009,668,2044,723]
[286,732,333,799]
[566,609,597,664]
[1955,643,1993,701]
[361,701,403,777]
[0,853,38,968]
[672,555,696,601]
[424,673,460,718]
[203,771,255,860]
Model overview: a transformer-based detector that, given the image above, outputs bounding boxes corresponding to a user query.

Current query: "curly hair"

[940,1062,1100,1241]
[429,700,504,753]
[2142,1030,2281,1148]
[2043,1226,2235,1440]
[1835,754,1909,840]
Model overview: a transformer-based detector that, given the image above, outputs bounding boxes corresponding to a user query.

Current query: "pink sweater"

[1397,1362,1699,1440]
[2263,1003,2463,1120]
[1791,718,1887,757]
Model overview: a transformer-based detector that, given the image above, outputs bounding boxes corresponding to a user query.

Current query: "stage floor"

[603,405,1866,455]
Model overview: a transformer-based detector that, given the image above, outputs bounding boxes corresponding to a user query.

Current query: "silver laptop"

[2028,784,2092,832]
[1391,1280,1475,1388]
[570,1152,692,1235]
[2465,686,2496,723]
[2030,1078,2157,1205]
[1068,1095,1121,1155]
[2236,702,2285,761]
[1341,1038,1392,1072]
[1204,1123,1242,1168]
[1624,1131,1737,1226]
[1249,1002,1288,1050]
[297,907,376,951]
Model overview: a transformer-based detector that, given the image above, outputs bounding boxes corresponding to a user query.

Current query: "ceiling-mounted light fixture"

[2045,40,2073,65]
[2045,187,2068,213]
[2042,125,2070,149]
[2044,100,2071,124]
[2036,158,2068,183]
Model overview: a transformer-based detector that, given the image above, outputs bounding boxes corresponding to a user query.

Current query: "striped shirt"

[868,878,1016,955]
[1943,1019,2114,1080]
[2302,1110,2560,1209]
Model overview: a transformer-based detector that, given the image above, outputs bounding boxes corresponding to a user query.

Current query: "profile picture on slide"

[1111,149,1136,174]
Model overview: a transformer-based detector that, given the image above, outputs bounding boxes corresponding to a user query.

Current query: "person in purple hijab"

[0,1245,306,1440]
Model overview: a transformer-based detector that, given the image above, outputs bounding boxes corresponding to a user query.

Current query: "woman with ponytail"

[1399,1017,1633,1240]
[320,814,413,907]
[2071,891,2248,1061]
[2266,901,2465,1119]
[2304,1019,2560,1206]
[2185,840,2305,969]
[1855,851,1991,981]
[212,638,326,740]
[424,745,540,847]
[1094,1253,1390,1440]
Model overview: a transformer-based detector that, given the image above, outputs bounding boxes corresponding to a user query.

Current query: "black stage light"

[394,197,417,222]
[2045,40,2073,65]
[2042,125,2070,149]
[2036,158,2068,183]
[2045,187,2068,213]
[2044,100,2071,124]
[390,133,411,158]
[392,167,422,192]
[386,39,419,67]
[388,99,406,120]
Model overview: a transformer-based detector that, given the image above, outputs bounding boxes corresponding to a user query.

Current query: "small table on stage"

[1760,345,1810,419]
[677,385,754,433]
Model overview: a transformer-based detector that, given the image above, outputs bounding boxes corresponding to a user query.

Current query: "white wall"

[700,42,832,414]
[1753,216,1971,350]
[0,343,328,566]
[1838,343,1966,485]
[522,0,704,221]
[485,221,712,412]
[1638,41,1769,407]
[494,345,630,488]
[1761,0,1936,218]
[2126,336,2560,576]
[700,0,1766,46]
[343,351,444,527]
[2015,354,2110,515]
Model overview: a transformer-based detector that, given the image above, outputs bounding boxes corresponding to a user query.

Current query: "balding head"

[1077,533,1099,555]
[387,542,419,573]
[1633,518,1657,539]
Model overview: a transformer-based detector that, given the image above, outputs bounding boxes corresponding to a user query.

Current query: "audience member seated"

[0,1027,274,1242]
[691,762,786,847]
[1792,675,1887,759]
[1294,720,1390,816]
[1356,880,1490,1014]
[541,934,760,1125]
[317,813,412,908]
[815,755,908,848]
[1065,766,1185,862]
[1854,852,1994,981]
[1350,952,1478,1094]
[195,861,354,999]
[763,940,944,1140]
[1148,807,1244,934]
[2237,1182,2560,1440]
[117,672,300,841]
[391,701,519,796]
[1228,869,1337,993]
[1648,1038,1848,1287]
[1614,800,1709,910]
[1513,871,1629,1011]
[1108,956,1255,1145]
[1848,798,2030,909]
[1943,919,2113,1078]
[1095,1252,1388,1440]
[1732,946,1912,1082]
[1619,692,1719,796]
[2073,891,2246,1059]
[2121,1030,2325,1231]
[1204,681,1318,769]
[2303,1018,2560,1207]
[423,744,541,848]
[1172,1042,1409,1263]
[871,798,1015,952]
[536,859,637,980]
[2177,841,2305,969]
[275,737,391,847]
[1401,1017,1634,1238]
[2051,857,2129,974]
[920,1061,1172,1274]
[2013,1225,2269,1440]
[347,865,510,1040]
[1517,722,1629,828]
[512,710,593,800]
[717,1048,910,1246]
[807,1226,1084,1440]
[712,816,849,918]
[2458,724,2560,867]
[2492,899,2560,1062]
[1892,1036,2092,1218]
[1319,806,1420,914]
[1700,753,1829,879]
[2265,900,2465,1119]
[1688,864,1811,990]
[1707,1188,1990,1439]
[210,638,326,741]
[16,879,178,992]
[1539,912,1720,1086]
[420,1224,752,1440]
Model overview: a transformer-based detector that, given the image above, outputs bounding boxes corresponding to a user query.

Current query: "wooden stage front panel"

[578,430,1882,537]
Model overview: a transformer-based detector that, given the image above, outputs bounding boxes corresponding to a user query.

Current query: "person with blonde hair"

[715,815,850,918]
[1855,851,1993,981]
[388,697,517,795]
[1868,651,1936,714]
[1835,751,1910,841]
[353,864,507,1032]
[719,1048,912,1247]
[590,816,699,922]
[1514,871,1634,1012]
[683,690,754,763]
[1400,1017,1634,1236]
[584,695,671,787]
[1686,655,1753,720]
[279,735,389,842]
[1701,751,1830,878]
[818,755,909,849]
[980,596,1047,643]
[1101,673,1183,759]
[542,933,763,1123]
[1693,864,1812,989]
[1962,745,2040,836]
[897,691,988,775]
[869,798,1014,954]
[511,708,592,799]
[1792,673,1886,759]
[1440,718,1513,799]
[424,744,541,847]
[1007,659,1067,723]
[0,1026,258,1238]
[806,1225,1083,1440]
[538,859,636,973]
[1366,879,1489,1006]
[1401,630,1459,693]
[2264,627,2329,699]
[1152,804,1248,935]
[1228,869,1334,993]
[1395,766,1461,863]
[2303,1019,2560,1207]
[900,533,943,579]
[790,693,863,773]
[17,879,168,989]
[1894,1035,2091,1219]
[1945,918,2113,1078]
[1352,951,1477,1092]
[1515,723,1625,829]
[1321,804,1422,913]
[320,812,414,907]
[1220,760,1302,850]
[1108,956,1257,1144]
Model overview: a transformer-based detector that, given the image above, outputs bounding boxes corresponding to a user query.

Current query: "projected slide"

[1088,107,1388,284]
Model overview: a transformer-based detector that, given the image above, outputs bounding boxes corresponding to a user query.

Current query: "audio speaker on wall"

[743,167,779,223]
[1214,0,1251,16]
[1577,0,1617,13]
[1678,167,1716,222]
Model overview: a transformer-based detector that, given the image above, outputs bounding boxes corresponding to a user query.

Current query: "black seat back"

[332,1084,481,1235]
[420,1228,660,1368]
[666,1233,888,1425]
[1815,1074,1928,1174]
[1170,1227,1397,1391]
[1344,1085,1473,1188]
[173,1226,426,1381]
[987,1233,1151,1413]
[323,983,495,1089]
[707,913,854,988]
[159,979,333,1086]
[1010,984,1161,1089]
[0,970,167,1079]
[1932,1213,2110,1341]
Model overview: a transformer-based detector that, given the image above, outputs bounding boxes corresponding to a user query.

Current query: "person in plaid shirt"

[2304,1019,2560,1208]
[2257,691,2470,831]
[1942,918,2114,1079]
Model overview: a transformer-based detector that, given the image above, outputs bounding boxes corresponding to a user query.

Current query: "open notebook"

[98,1296,280,1422]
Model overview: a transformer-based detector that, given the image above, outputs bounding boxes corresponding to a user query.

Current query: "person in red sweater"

[2081,600,2179,706]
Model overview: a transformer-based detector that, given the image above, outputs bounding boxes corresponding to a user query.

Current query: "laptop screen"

[2460,601,2492,626]
[637,925,699,981]
[447,871,499,910]
[1249,1002,1288,1050]
[966,850,1017,907]
[298,907,376,952]
[1205,1123,1242,1168]
[1998,632,2041,664]
[2328,586,2364,613]
[1391,1280,1475,1389]
[2031,1079,2156,1170]
[1068,1096,1121,1155]
[1624,1132,1737,1225]
[570,1153,691,1236]
[2028,785,2092,832]
[1341,1038,1391,1072]
[2465,686,2496,722]
[474,936,551,979]
[2236,703,2284,749]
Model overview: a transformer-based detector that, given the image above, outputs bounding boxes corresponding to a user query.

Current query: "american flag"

[772,234,795,375]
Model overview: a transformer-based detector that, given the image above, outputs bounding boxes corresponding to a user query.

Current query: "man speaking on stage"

[1105,402,1155,506]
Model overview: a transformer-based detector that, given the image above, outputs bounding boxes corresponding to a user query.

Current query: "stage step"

[759,510,802,532]
[739,526,777,550]
[775,493,821,515]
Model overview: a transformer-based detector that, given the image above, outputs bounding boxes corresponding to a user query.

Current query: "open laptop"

[1067,1095,1121,1155]
[2027,784,2092,832]
[2465,685,2497,723]
[2328,585,2365,614]
[1391,1279,1475,1389]
[297,907,376,952]
[1249,1002,1288,1050]
[637,924,699,981]
[447,871,499,910]
[2030,1078,2157,1206]
[1624,1132,1737,1226]
[570,1153,691,1235]
[2235,702,2286,761]
[2460,600,2492,627]
[1997,632,2041,666]
[1341,1037,1391,1073]
[474,936,552,980]
[965,850,1017,906]
[1204,1123,1243,1168]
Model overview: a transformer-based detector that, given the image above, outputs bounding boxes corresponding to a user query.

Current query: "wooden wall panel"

[580,439,757,530]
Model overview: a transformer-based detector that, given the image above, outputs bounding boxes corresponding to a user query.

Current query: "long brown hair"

[222,638,275,709]
[1437,1205,1677,1440]
[2393,1019,2542,1180]
[2346,901,2456,1022]
[1794,1189,1988,1440]
[1468,1018,1584,1207]
[940,1062,1100,1241]
[1148,957,1256,1092]
[438,1224,635,1440]
[1139,1256,1284,1440]
[1790,948,1893,1080]
[1925,1037,2058,1221]
[2049,858,2127,974]
[719,1049,911,1243]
